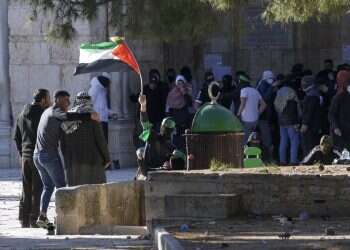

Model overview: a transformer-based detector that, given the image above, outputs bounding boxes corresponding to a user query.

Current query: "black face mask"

[167,75,176,83]
[150,77,159,84]
[222,79,232,89]
[205,76,214,83]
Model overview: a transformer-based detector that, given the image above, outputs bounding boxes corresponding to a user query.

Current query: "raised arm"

[139,94,149,124]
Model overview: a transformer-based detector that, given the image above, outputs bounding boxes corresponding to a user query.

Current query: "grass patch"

[210,159,237,171]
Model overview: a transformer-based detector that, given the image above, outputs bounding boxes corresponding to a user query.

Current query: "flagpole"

[139,73,144,95]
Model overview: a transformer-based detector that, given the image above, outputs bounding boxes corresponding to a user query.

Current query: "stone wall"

[6,3,162,168]
[146,167,350,229]
[56,181,145,235]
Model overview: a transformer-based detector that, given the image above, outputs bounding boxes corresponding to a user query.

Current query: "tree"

[23,0,238,71]
[263,0,350,24]
[24,0,350,43]
[23,0,235,43]
[23,0,113,41]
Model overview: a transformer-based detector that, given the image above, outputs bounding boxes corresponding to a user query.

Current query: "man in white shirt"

[88,75,111,142]
[237,74,267,144]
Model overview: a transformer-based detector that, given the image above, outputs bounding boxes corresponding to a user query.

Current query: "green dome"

[191,102,243,133]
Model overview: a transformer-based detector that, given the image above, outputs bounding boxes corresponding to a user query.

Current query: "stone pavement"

[0,168,152,249]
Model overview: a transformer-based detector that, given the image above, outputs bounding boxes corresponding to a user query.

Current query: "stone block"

[9,65,31,102]
[49,41,81,65]
[146,180,221,196]
[8,6,51,36]
[105,181,144,226]
[81,185,103,226]
[10,42,50,65]
[109,120,137,167]
[145,170,350,229]
[131,40,162,61]
[309,186,336,197]
[60,64,89,95]
[79,225,147,235]
[28,65,61,92]
[56,187,81,235]
[165,194,240,219]
[210,37,231,53]
[0,124,11,168]
[73,19,91,37]
[56,181,145,235]
[145,196,167,222]
[339,187,350,200]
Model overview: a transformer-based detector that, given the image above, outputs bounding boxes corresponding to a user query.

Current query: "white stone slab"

[10,42,50,65]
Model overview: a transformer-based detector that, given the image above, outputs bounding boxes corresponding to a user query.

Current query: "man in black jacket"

[142,69,168,131]
[195,71,215,109]
[14,89,51,227]
[300,76,322,157]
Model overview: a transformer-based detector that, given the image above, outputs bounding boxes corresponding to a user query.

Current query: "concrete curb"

[155,227,184,250]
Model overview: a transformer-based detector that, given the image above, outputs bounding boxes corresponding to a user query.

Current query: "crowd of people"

[133,60,350,171]
[13,58,350,229]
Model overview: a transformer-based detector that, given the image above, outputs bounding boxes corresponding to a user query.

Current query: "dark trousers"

[101,122,108,143]
[19,158,43,227]
[301,130,320,158]
[333,129,350,151]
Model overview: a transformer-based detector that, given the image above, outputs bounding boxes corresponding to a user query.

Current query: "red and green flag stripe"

[74,37,141,75]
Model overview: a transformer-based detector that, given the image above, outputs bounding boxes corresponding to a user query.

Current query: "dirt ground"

[169,217,350,250]
[206,165,350,176]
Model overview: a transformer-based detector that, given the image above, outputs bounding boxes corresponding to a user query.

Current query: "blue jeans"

[33,152,66,214]
[279,126,300,165]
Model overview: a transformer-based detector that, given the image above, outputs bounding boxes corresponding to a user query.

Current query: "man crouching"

[135,95,186,180]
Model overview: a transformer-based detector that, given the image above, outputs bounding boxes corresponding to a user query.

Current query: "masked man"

[135,95,185,180]
[302,135,341,165]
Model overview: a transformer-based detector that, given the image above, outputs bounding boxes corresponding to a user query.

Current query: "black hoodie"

[14,104,45,159]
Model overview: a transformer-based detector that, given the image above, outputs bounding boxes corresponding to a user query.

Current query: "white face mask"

[347,85,350,93]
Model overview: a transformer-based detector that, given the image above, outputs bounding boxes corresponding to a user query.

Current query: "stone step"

[164,193,240,219]
[79,225,148,235]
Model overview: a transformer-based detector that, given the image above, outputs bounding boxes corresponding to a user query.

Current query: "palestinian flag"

[74,37,141,75]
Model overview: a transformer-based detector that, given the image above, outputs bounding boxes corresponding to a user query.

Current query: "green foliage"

[210,159,237,171]
[112,0,220,43]
[22,0,112,42]
[23,0,235,43]
[263,0,350,24]
[22,0,350,43]
[204,0,242,10]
